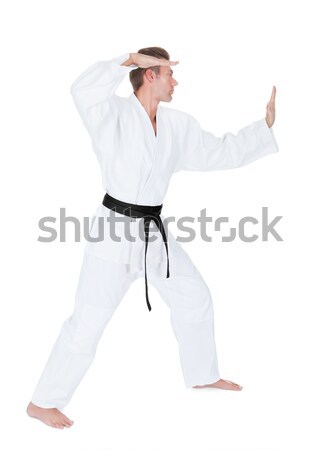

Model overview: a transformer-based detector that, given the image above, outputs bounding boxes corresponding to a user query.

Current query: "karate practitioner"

[27,47,278,429]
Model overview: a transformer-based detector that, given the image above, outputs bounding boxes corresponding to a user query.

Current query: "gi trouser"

[31,242,220,409]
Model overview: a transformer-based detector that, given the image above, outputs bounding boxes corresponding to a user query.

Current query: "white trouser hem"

[30,397,67,411]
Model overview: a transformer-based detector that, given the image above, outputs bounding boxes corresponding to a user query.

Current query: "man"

[27,47,278,429]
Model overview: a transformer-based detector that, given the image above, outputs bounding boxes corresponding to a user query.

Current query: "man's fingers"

[134,53,179,68]
[147,55,179,66]
[157,59,179,66]
[266,86,276,112]
[270,86,276,103]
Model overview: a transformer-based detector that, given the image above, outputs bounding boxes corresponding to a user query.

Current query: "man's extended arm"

[174,114,278,172]
[174,86,278,172]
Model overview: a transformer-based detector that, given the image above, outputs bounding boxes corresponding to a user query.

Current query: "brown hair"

[129,46,170,92]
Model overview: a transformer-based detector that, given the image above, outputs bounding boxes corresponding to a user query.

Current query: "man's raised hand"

[265,86,276,128]
[129,53,179,69]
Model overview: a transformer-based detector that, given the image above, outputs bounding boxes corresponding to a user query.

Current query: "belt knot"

[102,193,170,311]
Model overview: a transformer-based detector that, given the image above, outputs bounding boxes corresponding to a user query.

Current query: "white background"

[1,0,321,449]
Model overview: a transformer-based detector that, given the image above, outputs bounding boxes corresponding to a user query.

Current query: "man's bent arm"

[70,53,137,135]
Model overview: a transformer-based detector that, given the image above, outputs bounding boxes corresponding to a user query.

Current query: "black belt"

[102,192,170,311]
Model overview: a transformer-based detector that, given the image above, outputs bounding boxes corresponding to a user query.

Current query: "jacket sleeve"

[174,113,279,172]
[70,53,137,137]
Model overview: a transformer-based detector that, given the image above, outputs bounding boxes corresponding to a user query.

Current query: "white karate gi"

[31,53,278,409]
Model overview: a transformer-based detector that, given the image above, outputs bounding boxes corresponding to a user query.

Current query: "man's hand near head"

[122,53,179,68]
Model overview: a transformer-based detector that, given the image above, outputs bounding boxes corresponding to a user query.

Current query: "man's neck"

[134,90,159,122]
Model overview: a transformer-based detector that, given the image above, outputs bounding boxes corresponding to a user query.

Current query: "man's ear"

[144,68,156,83]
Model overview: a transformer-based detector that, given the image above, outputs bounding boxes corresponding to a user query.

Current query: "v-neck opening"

[129,92,159,140]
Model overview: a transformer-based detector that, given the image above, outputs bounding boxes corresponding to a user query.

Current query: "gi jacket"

[70,53,279,275]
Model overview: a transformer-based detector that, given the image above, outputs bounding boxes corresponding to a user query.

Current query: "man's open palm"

[130,53,179,69]
[266,86,276,128]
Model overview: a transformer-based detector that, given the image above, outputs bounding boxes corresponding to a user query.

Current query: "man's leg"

[27,251,138,427]
[147,241,242,390]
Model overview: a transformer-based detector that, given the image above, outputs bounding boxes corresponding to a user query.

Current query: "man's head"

[129,46,178,102]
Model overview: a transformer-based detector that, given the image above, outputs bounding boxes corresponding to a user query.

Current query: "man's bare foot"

[193,378,243,391]
[26,401,74,429]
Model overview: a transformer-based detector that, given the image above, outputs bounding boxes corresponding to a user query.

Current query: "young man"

[27,47,278,429]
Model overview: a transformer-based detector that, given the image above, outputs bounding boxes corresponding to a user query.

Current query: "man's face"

[153,65,178,102]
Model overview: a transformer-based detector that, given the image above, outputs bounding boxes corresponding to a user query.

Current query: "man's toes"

[226,380,242,389]
[63,415,74,425]
[62,415,74,426]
